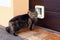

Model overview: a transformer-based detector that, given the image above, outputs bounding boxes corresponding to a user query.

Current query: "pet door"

[35,5,44,19]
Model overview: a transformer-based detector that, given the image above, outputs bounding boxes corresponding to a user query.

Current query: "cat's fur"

[6,11,38,36]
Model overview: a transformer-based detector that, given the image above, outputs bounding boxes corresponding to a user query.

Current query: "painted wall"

[0,0,29,26]
[0,0,13,26]
[13,0,29,16]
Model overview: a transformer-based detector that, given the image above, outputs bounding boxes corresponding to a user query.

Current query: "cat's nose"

[33,15,35,16]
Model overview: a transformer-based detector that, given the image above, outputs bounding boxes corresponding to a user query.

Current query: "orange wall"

[0,0,29,26]
[0,0,13,26]
[14,0,29,16]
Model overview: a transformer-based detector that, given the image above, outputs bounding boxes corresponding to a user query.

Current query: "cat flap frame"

[35,5,44,19]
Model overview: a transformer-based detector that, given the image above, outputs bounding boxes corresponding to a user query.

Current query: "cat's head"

[27,11,38,18]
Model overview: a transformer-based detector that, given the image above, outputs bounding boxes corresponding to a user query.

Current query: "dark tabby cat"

[6,10,38,36]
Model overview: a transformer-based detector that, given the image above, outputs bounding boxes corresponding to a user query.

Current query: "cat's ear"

[27,11,29,14]
[27,11,32,17]
[27,11,31,14]
[27,11,31,15]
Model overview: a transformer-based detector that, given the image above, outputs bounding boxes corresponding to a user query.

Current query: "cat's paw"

[13,33,18,36]
[5,27,10,33]
[30,26,34,31]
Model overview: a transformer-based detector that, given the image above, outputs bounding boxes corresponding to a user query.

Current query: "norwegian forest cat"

[6,10,38,36]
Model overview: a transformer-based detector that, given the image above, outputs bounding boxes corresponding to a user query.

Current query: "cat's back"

[9,14,29,22]
[21,14,29,20]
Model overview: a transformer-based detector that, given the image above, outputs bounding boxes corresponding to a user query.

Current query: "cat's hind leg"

[8,22,18,36]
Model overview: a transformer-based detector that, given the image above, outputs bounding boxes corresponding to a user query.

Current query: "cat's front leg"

[28,18,34,31]
[29,18,37,31]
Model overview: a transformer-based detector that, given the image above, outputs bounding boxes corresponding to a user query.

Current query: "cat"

[5,10,38,36]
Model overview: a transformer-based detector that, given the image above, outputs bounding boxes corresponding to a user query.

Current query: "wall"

[0,0,29,26]
[0,0,13,27]
[13,0,29,16]
[29,0,60,31]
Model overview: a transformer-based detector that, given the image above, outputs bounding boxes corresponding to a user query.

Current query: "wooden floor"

[17,26,60,40]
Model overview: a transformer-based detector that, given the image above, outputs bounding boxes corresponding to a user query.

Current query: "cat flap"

[35,5,44,19]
